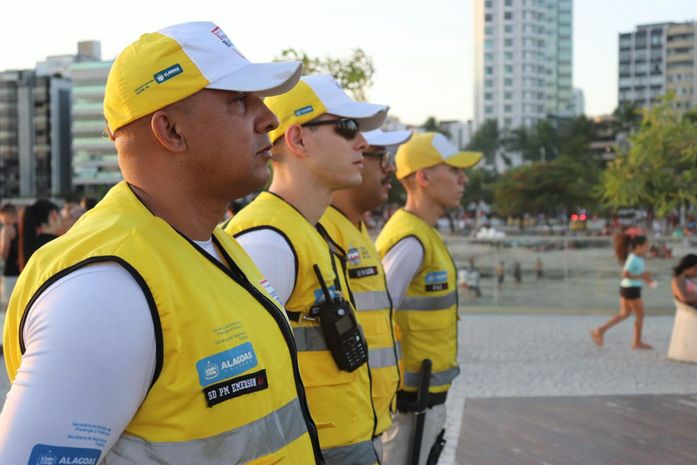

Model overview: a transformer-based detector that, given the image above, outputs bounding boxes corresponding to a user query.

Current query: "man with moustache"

[376,132,481,465]
[0,21,323,465]
[226,74,387,465]
[318,128,412,461]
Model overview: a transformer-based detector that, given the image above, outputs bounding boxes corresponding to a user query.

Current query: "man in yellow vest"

[318,128,412,461]
[0,21,324,465]
[226,74,387,465]
[376,132,482,465]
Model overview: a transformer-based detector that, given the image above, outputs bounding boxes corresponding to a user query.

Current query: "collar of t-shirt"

[193,238,224,264]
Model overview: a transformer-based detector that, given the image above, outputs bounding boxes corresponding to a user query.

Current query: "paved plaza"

[2,312,695,463]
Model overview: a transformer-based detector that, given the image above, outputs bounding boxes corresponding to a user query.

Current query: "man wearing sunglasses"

[376,132,482,465]
[318,128,413,462]
[226,74,388,465]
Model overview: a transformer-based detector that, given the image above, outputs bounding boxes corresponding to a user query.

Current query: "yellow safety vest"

[319,206,400,436]
[376,209,459,399]
[3,182,322,465]
[226,192,378,465]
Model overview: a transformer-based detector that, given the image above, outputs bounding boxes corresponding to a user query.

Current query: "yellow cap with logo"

[104,21,302,133]
[265,74,389,144]
[395,132,482,179]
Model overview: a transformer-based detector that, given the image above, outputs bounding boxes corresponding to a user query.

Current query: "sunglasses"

[301,118,360,140]
[363,149,392,169]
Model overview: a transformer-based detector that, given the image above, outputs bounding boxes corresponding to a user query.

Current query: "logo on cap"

[154,64,183,84]
[211,26,233,47]
[295,105,314,117]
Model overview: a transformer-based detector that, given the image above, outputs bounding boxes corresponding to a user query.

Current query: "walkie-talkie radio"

[312,264,368,372]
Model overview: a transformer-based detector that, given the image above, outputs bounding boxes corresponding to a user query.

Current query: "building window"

[485,13,492,22]
[485,105,494,114]
[486,66,494,75]
[485,79,494,88]
[505,38,513,47]
[505,12,513,20]
[505,25,513,33]
[505,104,513,112]
[505,91,513,99]
[505,78,513,86]
[505,65,514,74]
[505,51,514,60]
[485,92,494,100]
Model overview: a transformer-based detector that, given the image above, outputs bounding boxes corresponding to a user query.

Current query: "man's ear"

[415,168,430,187]
[150,110,188,153]
[283,124,310,159]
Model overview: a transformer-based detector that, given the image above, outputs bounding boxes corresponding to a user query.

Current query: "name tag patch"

[426,282,449,292]
[349,266,378,279]
[196,342,258,387]
[28,444,101,465]
[204,369,269,407]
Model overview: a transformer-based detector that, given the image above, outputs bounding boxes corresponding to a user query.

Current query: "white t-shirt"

[381,237,424,308]
[0,239,222,463]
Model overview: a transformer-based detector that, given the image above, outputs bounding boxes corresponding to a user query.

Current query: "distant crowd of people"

[0,197,96,307]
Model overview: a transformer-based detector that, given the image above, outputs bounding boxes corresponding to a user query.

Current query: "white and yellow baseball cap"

[364,128,413,148]
[265,74,388,144]
[395,132,482,179]
[104,21,303,133]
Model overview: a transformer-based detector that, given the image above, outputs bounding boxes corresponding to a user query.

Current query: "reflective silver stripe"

[399,291,457,311]
[322,439,379,465]
[105,398,308,464]
[293,325,328,352]
[403,366,460,388]
[369,346,398,369]
[353,291,391,311]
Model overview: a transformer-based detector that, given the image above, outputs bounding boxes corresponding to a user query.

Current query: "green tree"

[466,119,500,165]
[276,48,375,101]
[461,168,497,208]
[493,158,597,217]
[599,97,697,219]
[421,116,450,138]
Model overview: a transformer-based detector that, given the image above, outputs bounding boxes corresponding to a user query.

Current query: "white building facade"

[474,0,574,131]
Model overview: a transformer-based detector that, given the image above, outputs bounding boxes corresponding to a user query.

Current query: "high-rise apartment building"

[0,70,71,198]
[618,22,697,112]
[70,60,119,192]
[474,0,574,130]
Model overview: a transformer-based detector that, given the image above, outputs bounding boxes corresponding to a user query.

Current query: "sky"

[1,0,695,125]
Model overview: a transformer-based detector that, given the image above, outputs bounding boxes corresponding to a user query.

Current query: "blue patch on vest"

[196,342,258,387]
[28,444,101,465]
[424,271,448,284]
[154,64,183,84]
[313,285,338,304]
[294,105,314,117]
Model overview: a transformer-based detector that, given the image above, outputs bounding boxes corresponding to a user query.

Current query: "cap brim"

[328,102,389,132]
[207,61,303,97]
[444,151,483,169]
[365,129,413,147]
